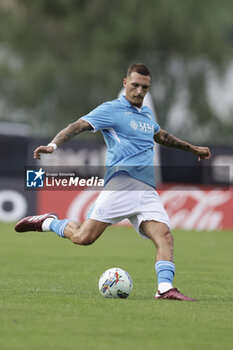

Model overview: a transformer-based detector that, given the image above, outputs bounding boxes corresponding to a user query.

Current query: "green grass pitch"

[0,223,233,350]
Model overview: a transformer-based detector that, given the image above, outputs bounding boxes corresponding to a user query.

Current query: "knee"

[71,230,95,246]
[79,234,94,246]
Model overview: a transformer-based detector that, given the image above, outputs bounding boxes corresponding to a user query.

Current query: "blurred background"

[1,0,233,141]
[0,0,233,228]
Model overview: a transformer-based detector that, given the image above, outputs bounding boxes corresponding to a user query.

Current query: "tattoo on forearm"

[52,120,93,146]
[162,132,191,151]
[73,120,93,135]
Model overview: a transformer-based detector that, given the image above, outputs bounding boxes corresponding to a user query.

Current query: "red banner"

[37,185,233,230]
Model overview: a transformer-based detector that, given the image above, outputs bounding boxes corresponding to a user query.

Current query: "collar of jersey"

[119,95,146,112]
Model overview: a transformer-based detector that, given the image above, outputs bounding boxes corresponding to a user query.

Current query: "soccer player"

[15,63,211,301]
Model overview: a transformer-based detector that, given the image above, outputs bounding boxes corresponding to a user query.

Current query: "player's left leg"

[140,220,174,261]
[140,220,196,301]
[140,220,175,291]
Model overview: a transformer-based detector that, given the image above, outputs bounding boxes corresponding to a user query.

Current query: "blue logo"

[26,168,45,188]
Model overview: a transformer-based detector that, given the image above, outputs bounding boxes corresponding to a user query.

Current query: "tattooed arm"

[34,119,93,159]
[154,129,211,161]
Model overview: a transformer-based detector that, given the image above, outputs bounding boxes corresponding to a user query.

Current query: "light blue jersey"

[81,95,160,188]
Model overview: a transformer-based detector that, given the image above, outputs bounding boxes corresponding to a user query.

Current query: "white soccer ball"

[98,267,133,298]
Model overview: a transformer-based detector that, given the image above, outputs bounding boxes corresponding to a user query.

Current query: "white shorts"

[87,173,170,238]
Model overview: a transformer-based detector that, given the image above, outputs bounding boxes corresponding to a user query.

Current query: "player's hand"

[33,145,55,160]
[192,146,211,161]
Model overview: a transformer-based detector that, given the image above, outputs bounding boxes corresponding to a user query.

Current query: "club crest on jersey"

[129,119,153,133]
[130,119,138,130]
[26,168,45,187]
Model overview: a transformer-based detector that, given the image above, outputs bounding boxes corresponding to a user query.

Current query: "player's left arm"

[154,128,211,161]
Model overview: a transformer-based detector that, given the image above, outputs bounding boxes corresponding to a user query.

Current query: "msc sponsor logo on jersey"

[26,168,45,188]
[129,119,154,132]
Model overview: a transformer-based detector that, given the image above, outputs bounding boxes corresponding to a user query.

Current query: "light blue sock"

[49,219,71,238]
[155,260,175,285]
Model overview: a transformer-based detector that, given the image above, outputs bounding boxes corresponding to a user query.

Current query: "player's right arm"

[33,119,93,159]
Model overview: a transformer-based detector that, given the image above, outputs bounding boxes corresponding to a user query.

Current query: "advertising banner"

[37,184,233,231]
[0,178,36,222]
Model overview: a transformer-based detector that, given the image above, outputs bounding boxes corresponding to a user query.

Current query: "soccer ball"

[98,267,133,298]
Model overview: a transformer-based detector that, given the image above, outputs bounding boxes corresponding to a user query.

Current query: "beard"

[131,96,143,107]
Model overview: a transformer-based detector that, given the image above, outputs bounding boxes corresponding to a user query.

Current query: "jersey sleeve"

[81,102,114,132]
[153,122,160,135]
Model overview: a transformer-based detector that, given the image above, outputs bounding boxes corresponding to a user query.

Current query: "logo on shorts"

[97,207,105,215]
[26,168,45,187]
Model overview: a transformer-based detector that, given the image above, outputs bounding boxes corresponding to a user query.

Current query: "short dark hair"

[127,63,151,77]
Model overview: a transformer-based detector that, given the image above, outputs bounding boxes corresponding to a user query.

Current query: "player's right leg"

[15,213,109,246]
[62,219,109,245]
